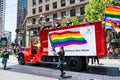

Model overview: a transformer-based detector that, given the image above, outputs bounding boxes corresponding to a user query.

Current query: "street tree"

[60,17,80,27]
[85,0,120,44]
[85,0,114,22]
[15,28,20,34]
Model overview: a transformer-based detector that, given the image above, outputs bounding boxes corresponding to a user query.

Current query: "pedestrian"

[108,46,114,59]
[1,47,9,70]
[13,46,17,56]
[93,56,99,64]
[91,56,99,64]
[54,46,65,77]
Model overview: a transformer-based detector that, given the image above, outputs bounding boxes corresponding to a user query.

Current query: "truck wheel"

[66,57,85,71]
[18,54,25,65]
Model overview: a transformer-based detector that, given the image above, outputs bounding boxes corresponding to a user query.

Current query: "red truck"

[18,21,106,71]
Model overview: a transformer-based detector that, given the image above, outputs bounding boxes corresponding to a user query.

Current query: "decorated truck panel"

[40,21,105,57]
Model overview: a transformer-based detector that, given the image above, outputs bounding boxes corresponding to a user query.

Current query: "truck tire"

[66,57,86,71]
[18,54,25,65]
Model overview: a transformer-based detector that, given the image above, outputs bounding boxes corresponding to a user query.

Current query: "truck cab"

[18,40,41,65]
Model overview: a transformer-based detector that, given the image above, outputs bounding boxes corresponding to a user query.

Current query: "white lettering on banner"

[65,49,89,52]
[43,48,48,52]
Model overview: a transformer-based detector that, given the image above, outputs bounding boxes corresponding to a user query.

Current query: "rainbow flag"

[49,31,87,48]
[104,5,120,23]
[105,20,120,33]
[105,20,114,31]
[112,22,120,33]
[39,14,44,18]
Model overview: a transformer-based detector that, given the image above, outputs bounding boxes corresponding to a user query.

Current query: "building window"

[32,0,36,5]
[70,8,76,17]
[32,18,36,24]
[46,0,50,2]
[45,4,49,11]
[70,0,75,4]
[61,0,66,7]
[61,11,66,18]
[45,15,50,22]
[53,13,57,20]
[30,30,33,36]
[39,0,42,4]
[80,0,85,2]
[53,2,57,9]
[80,6,85,15]
[30,30,38,36]
[39,6,42,13]
[33,30,38,36]
[32,8,36,14]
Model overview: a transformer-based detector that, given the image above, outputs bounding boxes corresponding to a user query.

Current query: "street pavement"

[0,55,57,80]
[0,55,120,80]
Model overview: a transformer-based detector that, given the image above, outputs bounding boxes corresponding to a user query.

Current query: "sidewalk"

[88,58,120,68]
[0,55,58,80]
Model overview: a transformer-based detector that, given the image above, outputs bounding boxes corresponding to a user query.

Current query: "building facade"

[26,0,89,46]
[16,0,27,46]
[0,0,5,38]
[2,31,12,46]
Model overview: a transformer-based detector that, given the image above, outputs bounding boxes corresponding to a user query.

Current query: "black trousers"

[91,56,99,64]
[60,63,64,75]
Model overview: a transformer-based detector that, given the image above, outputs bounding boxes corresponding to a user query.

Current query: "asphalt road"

[1,56,120,80]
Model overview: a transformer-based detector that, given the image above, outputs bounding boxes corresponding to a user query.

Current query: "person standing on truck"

[66,18,73,26]
[54,21,61,28]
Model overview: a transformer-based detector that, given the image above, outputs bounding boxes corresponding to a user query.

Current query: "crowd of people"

[40,18,73,30]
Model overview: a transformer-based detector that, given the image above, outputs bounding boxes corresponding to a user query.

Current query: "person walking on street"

[91,56,99,64]
[94,56,99,64]
[1,47,9,70]
[57,47,65,77]
[53,46,65,77]
[108,46,114,59]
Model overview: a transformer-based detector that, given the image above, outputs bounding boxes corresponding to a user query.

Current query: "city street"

[0,55,120,80]
[1,0,120,80]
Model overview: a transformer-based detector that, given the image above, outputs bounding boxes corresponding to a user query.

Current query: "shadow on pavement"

[84,65,120,76]
[5,62,120,78]
[27,62,120,76]
[59,76,72,80]
[0,67,12,70]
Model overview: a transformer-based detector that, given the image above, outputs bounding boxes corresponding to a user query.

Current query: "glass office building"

[16,0,27,46]
[17,0,27,29]
[0,0,5,38]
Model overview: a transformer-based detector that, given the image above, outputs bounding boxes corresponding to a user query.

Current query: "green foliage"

[15,28,20,33]
[60,16,80,27]
[85,0,115,22]
[60,18,66,27]
[113,0,120,6]
[70,17,80,25]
